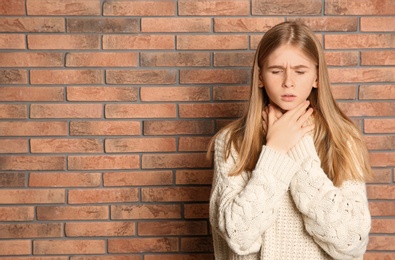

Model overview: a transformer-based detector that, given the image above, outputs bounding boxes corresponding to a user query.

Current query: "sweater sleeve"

[209,131,300,255]
[287,136,371,259]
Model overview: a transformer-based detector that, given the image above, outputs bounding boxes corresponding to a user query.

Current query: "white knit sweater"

[209,131,371,260]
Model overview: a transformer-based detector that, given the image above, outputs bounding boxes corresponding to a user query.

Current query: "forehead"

[265,44,316,66]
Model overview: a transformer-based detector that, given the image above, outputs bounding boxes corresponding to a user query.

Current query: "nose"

[282,70,294,88]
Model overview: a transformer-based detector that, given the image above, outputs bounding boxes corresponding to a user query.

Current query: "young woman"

[208,21,373,260]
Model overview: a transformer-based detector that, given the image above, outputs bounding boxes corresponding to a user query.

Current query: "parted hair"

[208,21,373,186]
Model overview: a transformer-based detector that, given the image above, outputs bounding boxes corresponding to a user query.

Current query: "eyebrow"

[267,65,311,70]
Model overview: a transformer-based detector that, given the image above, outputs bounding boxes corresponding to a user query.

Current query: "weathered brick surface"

[0,0,393,258]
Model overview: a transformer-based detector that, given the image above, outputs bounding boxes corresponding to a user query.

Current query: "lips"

[281,94,296,102]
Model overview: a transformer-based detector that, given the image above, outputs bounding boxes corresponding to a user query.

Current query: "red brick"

[106,70,176,84]
[106,137,176,153]
[66,52,138,67]
[181,237,213,252]
[369,152,395,167]
[364,252,395,260]
[142,153,211,169]
[142,18,210,32]
[68,155,140,170]
[108,238,178,253]
[361,17,395,32]
[325,34,395,49]
[0,52,63,67]
[180,69,249,84]
[0,240,31,255]
[141,52,210,67]
[31,138,103,153]
[214,18,283,32]
[214,52,254,67]
[103,35,174,50]
[31,104,102,119]
[103,171,173,186]
[367,236,395,250]
[177,35,248,50]
[176,170,213,184]
[0,69,27,84]
[0,122,67,136]
[0,189,65,204]
[103,0,176,16]
[288,17,358,32]
[365,136,395,150]
[338,102,394,117]
[138,221,207,236]
[142,187,211,202]
[70,121,140,136]
[71,257,141,260]
[0,223,62,238]
[178,0,249,15]
[27,0,101,15]
[67,18,138,33]
[0,87,64,101]
[37,206,108,220]
[69,188,138,204]
[0,104,27,119]
[371,219,395,233]
[0,207,34,221]
[325,51,359,66]
[66,222,135,237]
[0,139,27,153]
[331,85,356,100]
[184,204,209,219]
[33,240,106,254]
[145,255,214,260]
[29,172,101,187]
[106,104,176,118]
[144,120,214,135]
[365,119,395,133]
[0,156,65,171]
[367,185,395,199]
[30,70,103,84]
[141,86,210,101]
[329,68,395,83]
[67,86,138,101]
[0,0,25,15]
[0,17,64,32]
[213,86,250,101]
[368,169,392,183]
[369,201,395,216]
[0,34,25,49]
[0,172,25,187]
[28,35,100,50]
[361,51,395,65]
[325,0,395,15]
[252,0,321,15]
[111,204,181,220]
[216,120,233,131]
[180,103,246,118]
[179,137,211,152]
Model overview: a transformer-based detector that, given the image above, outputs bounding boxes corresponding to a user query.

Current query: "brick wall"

[0,0,394,259]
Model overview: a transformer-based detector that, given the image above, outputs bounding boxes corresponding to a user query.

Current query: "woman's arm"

[288,135,371,259]
[209,131,300,255]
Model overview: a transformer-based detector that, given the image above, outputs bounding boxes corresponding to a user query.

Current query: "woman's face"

[260,44,318,112]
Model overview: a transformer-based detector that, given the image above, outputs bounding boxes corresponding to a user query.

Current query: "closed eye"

[296,71,306,75]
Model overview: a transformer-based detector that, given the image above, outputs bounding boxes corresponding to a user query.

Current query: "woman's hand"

[262,101,314,154]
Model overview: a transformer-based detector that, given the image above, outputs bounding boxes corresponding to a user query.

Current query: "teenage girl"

[208,21,373,260]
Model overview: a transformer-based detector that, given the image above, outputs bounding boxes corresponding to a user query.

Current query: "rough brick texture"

[0,0,394,258]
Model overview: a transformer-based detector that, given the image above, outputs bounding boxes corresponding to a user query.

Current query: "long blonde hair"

[208,21,373,186]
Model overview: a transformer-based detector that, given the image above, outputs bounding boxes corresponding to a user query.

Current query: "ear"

[312,78,318,89]
[258,71,264,88]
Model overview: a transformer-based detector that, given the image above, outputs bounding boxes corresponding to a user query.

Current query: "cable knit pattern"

[209,131,370,260]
